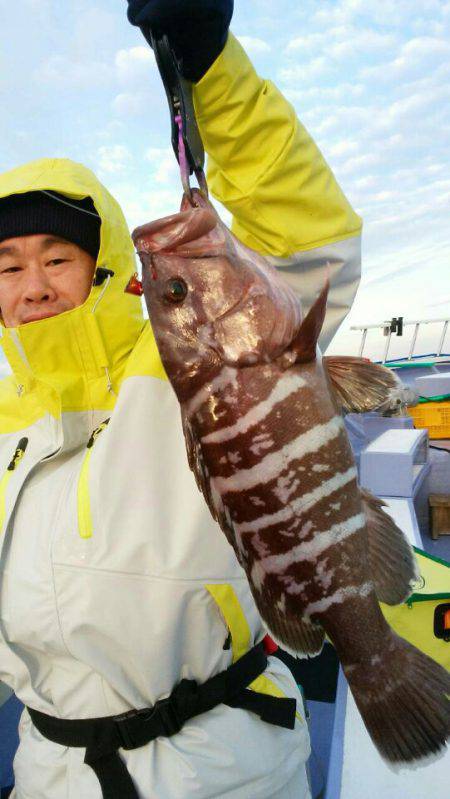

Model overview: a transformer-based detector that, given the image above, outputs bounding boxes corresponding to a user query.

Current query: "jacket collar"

[0,278,145,414]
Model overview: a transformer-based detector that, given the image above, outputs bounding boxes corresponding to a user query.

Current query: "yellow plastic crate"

[407,400,450,439]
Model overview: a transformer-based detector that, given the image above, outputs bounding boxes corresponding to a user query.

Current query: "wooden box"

[429,494,450,540]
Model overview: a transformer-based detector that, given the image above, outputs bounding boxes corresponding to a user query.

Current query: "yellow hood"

[0,158,145,426]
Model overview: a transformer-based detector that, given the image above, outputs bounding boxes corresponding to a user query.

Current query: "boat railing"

[350,317,450,363]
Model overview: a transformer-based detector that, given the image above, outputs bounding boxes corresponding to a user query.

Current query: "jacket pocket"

[0,437,28,532]
[77,420,109,539]
[205,582,304,723]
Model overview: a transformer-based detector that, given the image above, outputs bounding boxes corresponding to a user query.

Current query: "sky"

[1,0,450,366]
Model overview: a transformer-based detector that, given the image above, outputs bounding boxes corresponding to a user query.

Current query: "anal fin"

[361,487,419,605]
[249,587,325,658]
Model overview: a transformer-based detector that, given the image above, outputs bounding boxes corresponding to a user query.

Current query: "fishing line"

[92,273,112,313]
[40,190,101,219]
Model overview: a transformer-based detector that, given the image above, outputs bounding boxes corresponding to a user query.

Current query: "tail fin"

[344,631,450,764]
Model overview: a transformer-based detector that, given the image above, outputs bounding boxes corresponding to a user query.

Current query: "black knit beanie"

[0,191,101,259]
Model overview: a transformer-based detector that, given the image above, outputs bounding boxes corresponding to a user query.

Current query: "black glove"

[127,0,234,82]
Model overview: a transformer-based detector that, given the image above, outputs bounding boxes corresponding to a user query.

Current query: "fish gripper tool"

[140,26,208,204]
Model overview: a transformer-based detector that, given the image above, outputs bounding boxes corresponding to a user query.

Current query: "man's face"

[0,234,96,327]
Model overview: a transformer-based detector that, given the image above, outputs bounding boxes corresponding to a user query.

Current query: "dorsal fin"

[278,278,329,367]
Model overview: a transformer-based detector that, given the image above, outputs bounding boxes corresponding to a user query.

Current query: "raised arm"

[193,33,362,349]
[127,1,362,349]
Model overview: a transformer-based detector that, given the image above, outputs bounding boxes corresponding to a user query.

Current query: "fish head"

[132,192,302,402]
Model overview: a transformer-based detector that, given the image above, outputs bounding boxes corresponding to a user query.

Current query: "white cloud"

[279,57,331,84]
[96,145,133,175]
[33,54,111,89]
[402,35,450,59]
[361,36,450,81]
[427,295,450,308]
[283,82,364,104]
[112,46,166,118]
[112,92,148,117]
[312,0,431,30]
[352,175,379,191]
[115,46,156,86]
[145,147,179,185]
[237,36,271,55]
[286,32,324,54]
[71,7,122,59]
[287,26,396,58]
[371,190,398,202]
[336,151,383,176]
[107,181,182,235]
[91,119,127,144]
[326,139,360,158]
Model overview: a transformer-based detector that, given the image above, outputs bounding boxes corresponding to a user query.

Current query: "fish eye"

[164,277,188,303]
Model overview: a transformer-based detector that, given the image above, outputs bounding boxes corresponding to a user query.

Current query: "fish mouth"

[138,252,158,282]
[149,254,158,281]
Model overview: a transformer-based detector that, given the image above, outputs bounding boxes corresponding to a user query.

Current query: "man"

[0,2,361,797]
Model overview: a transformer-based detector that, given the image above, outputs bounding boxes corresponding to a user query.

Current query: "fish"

[132,191,450,765]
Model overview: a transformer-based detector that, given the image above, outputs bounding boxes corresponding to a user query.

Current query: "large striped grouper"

[132,192,450,765]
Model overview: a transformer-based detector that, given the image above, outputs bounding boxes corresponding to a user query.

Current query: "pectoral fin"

[323,355,417,414]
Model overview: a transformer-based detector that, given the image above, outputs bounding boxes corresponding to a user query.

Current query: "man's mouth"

[21,311,60,324]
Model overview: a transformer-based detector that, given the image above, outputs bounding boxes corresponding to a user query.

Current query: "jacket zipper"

[77,419,110,539]
[0,437,29,531]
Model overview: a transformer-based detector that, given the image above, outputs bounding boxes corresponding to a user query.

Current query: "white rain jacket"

[0,34,361,799]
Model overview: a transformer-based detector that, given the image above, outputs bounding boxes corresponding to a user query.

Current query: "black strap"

[27,642,296,799]
[85,750,138,799]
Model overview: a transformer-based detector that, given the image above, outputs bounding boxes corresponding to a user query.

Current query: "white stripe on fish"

[299,581,373,618]
[212,415,344,494]
[201,372,306,444]
[185,367,239,416]
[235,466,358,534]
[257,512,366,574]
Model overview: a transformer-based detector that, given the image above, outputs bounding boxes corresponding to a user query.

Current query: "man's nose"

[24,268,57,303]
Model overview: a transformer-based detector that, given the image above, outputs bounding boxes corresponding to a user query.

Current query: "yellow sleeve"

[193,33,362,259]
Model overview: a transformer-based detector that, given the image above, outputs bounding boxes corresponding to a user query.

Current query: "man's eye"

[0,266,21,274]
[49,259,66,266]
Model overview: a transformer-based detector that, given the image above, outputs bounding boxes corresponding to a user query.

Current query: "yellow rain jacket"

[0,35,361,799]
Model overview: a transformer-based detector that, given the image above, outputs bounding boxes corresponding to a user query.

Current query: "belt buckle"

[114,700,182,750]
[114,679,199,750]
[114,707,148,750]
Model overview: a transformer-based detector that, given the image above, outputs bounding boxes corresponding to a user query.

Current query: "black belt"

[27,642,296,799]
